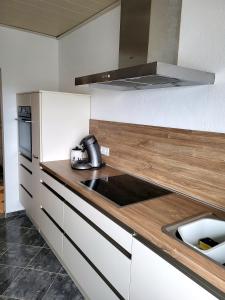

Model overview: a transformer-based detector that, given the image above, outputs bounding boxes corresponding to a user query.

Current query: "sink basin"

[163,213,225,266]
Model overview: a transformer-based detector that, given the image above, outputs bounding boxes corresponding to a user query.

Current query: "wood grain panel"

[90,119,225,210]
[0,0,118,37]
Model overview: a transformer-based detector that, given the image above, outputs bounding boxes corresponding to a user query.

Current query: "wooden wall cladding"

[90,119,225,210]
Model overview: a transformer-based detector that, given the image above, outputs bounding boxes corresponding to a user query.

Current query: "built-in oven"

[17,106,32,161]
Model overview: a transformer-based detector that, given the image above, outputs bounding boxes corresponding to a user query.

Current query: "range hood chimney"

[75,0,215,90]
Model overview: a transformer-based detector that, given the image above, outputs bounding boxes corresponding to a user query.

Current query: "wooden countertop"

[40,160,225,297]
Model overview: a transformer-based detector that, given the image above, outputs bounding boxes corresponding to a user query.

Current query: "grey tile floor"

[0,214,84,300]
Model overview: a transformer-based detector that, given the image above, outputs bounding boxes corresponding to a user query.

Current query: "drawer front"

[19,184,32,217]
[63,237,119,300]
[39,208,63,257]
[40,170,132,253]
[40,170,66,196]
[19,164,32,195]
[64,204,130,299]
[19,154,32,171]
[40,182,64,227]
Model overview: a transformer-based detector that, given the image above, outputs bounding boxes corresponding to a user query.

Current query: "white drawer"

[40,170,132,253]
[19,184,32,217]
[63,237,119,300]
[40,182,64,228]
[39,208,63,257]
[64,204,131,299]
[19,164,32,195]
[19,154,32,171]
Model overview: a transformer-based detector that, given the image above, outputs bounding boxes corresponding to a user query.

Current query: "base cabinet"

[18,155,33,217]
[63,204,131,299]
[40,182,64,227]
[39,170,132,300]
[19,165,32,195]
[130,239,217,300]
[19,184,32,218]
[38,170,219,300]
[39,208,63,258]
[63,237,119,300]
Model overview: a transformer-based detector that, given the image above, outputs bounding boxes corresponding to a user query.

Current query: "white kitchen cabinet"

[40,91,90,162]
[63,237,119,300]
[19,154,32,171]
[130,238,217,300]
[39,169,132,300]
[30,92,41,227]
[39,207,63,258]
[63,203,131,299]
[19,184,32,218]
[19,164,32,195]
[40,182,64,227]
[17,93,33,218]
[17,90,90,226]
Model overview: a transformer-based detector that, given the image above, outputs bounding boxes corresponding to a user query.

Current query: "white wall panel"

[59,1,225,133]
[0,26,58,212]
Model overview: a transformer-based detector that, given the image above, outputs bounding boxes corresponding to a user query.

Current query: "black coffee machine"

[71,135,104,170]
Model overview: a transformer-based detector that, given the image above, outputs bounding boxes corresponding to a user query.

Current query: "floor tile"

[0,297,18,300]
[6,211,25,219]
[4,214,22,224]
[43,242,50,249]
[0,219,6,227]
[0,244,41,267]
[0,242,7,255]
[0,265,22,294]
[6,215,33,229]
[59,266,67,274]
[43,274,84,300]
[0,214,84,299]
[0,296,18,300]
[28,248,62,273]
[21,229,45,247]
[4,269,56,300]
[0,226,28,244]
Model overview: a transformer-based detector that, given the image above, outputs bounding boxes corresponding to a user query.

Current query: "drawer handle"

[33,155,39,159]
[20,184,33,198]
[20,163,32,174]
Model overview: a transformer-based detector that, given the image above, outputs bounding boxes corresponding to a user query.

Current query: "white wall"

[59,0,225,133]
[59,6,120,93]
[0,26,59,213]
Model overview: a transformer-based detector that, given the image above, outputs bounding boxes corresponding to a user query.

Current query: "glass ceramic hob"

[81,174,171,206]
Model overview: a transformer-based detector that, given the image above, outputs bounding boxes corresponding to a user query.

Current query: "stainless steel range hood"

[75,0,215,90]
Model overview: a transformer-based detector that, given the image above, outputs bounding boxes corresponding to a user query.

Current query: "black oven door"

[18,111,32,161]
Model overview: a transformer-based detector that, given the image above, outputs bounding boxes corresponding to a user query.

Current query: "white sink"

[178,217,225,264]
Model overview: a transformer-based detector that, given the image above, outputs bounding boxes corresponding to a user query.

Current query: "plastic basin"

[178,218,225,264]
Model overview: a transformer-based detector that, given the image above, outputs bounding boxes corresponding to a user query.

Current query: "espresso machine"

[71,135,104,170]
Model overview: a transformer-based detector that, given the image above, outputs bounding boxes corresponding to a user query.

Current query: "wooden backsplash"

[90,119,225,210]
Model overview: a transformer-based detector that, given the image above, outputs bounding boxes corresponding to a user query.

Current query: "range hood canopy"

[75,0,215,90]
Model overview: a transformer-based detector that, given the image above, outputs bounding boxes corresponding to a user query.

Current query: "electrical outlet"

[100,146,110,156]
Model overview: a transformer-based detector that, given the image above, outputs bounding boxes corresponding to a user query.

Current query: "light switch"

[100,146,110,156]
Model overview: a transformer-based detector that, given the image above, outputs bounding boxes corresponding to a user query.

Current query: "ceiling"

[0,0,119,37]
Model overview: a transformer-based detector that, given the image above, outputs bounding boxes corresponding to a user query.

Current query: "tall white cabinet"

[17,90,90,227]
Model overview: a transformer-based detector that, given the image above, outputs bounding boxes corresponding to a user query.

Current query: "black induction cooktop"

[81,174,171,207]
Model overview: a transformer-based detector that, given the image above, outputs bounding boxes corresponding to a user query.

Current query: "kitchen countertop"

[40,160,225,298]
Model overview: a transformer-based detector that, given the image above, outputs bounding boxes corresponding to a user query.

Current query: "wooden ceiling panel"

[0,0,118,37]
